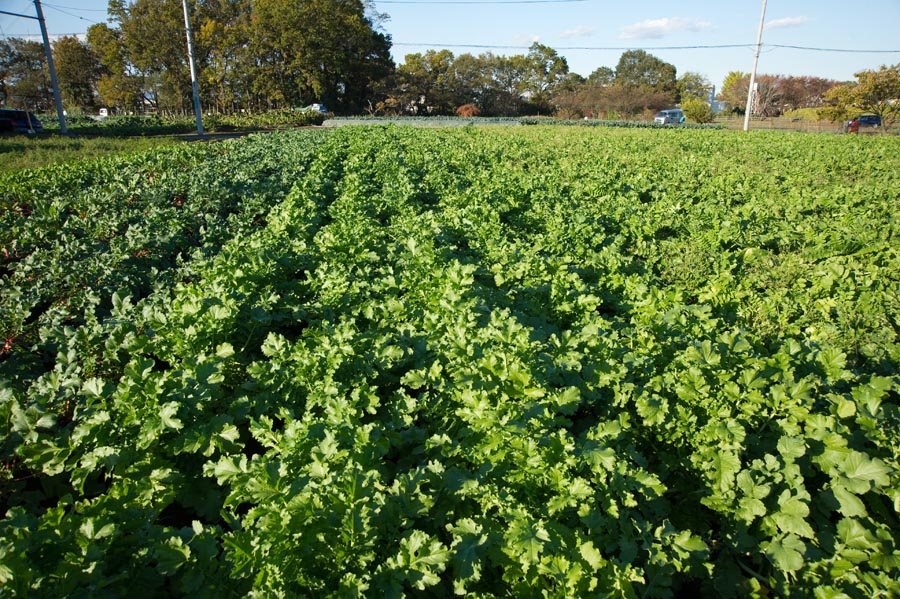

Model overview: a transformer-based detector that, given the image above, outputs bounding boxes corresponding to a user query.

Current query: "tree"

[777,76,839,111]
[677,71,711,102]
[818,83,856,124]
[0,38,52,111]
[53,36,101,111]
[249,0,392,112]
[596,83,670,118]
[396,50,457,114]
[751,75,784,117]
[850,64,900,132]
[521,42,568,114]
[718,71,748,113]
[718,72,783,117]
[484,53,530,116]
[195,0,254,113]
[450,53,491,109]
[587,66,615,87]
[109,0,193,112]
[615,50,676,98]
[86,23,142,113]
[682,97,714,123]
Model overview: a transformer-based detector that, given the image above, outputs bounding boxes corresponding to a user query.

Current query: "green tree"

[0,38,51,111]
[485,53,530,116]
[615,50,676,98]
[677,71,711,102]
[196,0,254,112]
[718,71,748,112]
[522,42,569,114]
[818,83,857,124]
[86,23,142,113]
[53,36,101,111]
[450,53,492,109]
[682,97,714,123]
[845,64,900,132]
[587,66,615,87]
[396,50,457,114]
[109,0,193,113]
[250,0,392,113]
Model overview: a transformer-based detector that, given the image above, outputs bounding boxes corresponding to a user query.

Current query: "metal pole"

[743,0,767,131]
[34,0,67,134]
[182,0,203,136]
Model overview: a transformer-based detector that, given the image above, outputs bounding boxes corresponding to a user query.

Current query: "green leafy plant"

[1,125,898,597]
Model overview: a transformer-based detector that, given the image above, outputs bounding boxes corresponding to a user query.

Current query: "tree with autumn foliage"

[821,64,900,133]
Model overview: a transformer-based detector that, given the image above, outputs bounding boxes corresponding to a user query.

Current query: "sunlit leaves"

[1,126,899,598]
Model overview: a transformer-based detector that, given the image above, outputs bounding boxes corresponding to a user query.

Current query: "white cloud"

[764,16,810,30]
[512,34,541,46]
[618,17,712,40]
[560,26,595,39]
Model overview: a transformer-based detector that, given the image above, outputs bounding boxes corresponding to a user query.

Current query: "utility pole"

[1,1,67,133]
[182,0,203,136]
[743,0,767,131]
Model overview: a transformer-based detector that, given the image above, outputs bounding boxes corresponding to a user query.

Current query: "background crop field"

[1,126,898,597]
[0,135,184,174]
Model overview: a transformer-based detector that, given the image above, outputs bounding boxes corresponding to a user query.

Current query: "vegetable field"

[1,126,899,598]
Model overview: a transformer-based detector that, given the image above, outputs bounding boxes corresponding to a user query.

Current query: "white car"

[654,109,684,124]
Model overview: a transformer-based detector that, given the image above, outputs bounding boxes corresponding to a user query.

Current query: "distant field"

[0,134,183,174]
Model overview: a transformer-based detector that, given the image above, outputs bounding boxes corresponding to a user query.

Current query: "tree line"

[0,0,896,123]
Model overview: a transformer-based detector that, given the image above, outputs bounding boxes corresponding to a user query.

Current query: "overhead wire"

[42,3,108,11]
[392,41,900,53]
[41,4,103,25]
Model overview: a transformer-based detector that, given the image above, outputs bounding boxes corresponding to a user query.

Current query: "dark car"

[0,108,43,133]
[857,114,881,130]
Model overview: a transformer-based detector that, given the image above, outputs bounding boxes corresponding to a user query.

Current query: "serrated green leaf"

[392,530,450,590]
[771,492,815,539]
[505,518,550,571]
[210,455,248,484]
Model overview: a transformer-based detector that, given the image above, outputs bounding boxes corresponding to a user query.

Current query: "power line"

[392,42,756,50]
[392,41,900,53]
[0,32,86,37]
[41,4,102,24]
[769,43,900,54]
[42,3,108,11]
[1,31,898,55]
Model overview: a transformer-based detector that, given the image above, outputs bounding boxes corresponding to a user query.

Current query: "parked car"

[654,109,684,125]
[857,114,881,130]
[0,108,43,133]
[296,103,328,114]
[846,114,882,134]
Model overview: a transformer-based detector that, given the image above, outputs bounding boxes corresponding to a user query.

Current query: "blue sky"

[3,0,900,90]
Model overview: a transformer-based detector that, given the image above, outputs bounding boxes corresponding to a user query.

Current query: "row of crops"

[1,125,899,597]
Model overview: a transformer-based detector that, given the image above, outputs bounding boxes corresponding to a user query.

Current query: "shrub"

[455,104,481,117]
[682,97,715,124]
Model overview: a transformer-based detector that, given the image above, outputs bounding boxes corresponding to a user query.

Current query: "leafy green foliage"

[1,125,899,597]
